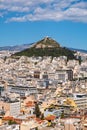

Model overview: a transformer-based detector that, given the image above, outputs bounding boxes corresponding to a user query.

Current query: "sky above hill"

[0,0,87,50]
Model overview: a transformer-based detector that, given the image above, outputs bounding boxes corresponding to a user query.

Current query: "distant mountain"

[69,48,87,53]
[0,43,33,51]
[13,37,76,60]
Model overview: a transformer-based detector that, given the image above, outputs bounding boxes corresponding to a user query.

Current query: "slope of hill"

[13,37,76,60]
[33,37,60,48]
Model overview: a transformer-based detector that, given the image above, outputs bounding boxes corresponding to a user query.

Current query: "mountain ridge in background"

[0,43,33,51]
[0,37,87,53]
[69,48,87,53]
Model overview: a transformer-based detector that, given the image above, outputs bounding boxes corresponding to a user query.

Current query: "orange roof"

[14,119,22,124]
[25,101,35,107]
[70,116,82,119]
[3,116,22,124]
[3,116,14,120]
[14,118,22,121]
[25,104,35,107]
[27,115,36,119]
[45,115,56,120]
[20,109,24,112]
[26,101,34,104]
[15,120,21,124]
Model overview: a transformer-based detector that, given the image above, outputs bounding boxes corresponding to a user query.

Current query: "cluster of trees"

[34,102,44,120]
[14,47,76,60]
[8,120,17,125]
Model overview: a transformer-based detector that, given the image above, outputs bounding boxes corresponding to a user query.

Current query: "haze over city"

[0,0,87,50]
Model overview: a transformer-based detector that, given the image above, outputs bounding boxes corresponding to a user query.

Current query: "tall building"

[67,70,73,81]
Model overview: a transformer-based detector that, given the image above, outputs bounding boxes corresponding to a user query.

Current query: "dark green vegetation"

[13,37,76,60]
[8,120,17,125]
[34,102,41,118]
[14,47,75,60]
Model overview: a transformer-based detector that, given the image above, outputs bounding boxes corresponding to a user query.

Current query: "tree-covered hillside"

[13,37,76,60]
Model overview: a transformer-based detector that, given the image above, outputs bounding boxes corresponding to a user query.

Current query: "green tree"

[40,113,44,120]
[35,127,38,130]
[78,56,82,65]
[4,56,7,62]
[8,120,17,125]
[34,103,41,118]
[61,111,64,118]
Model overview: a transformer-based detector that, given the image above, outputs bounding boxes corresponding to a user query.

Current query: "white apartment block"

[72,93,87,109]
[10,101,20,116]
[55,70,68,82]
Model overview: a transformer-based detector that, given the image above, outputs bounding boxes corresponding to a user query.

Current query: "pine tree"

[34,103,41,118]
[41,113,44,120]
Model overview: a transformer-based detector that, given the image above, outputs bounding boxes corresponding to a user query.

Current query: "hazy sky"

[0,0,87,50]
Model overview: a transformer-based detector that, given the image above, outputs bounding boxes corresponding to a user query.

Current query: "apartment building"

[55,70,68,83]
[71,93,87,109]
[0,99,20,117]
[8,86,38,97]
